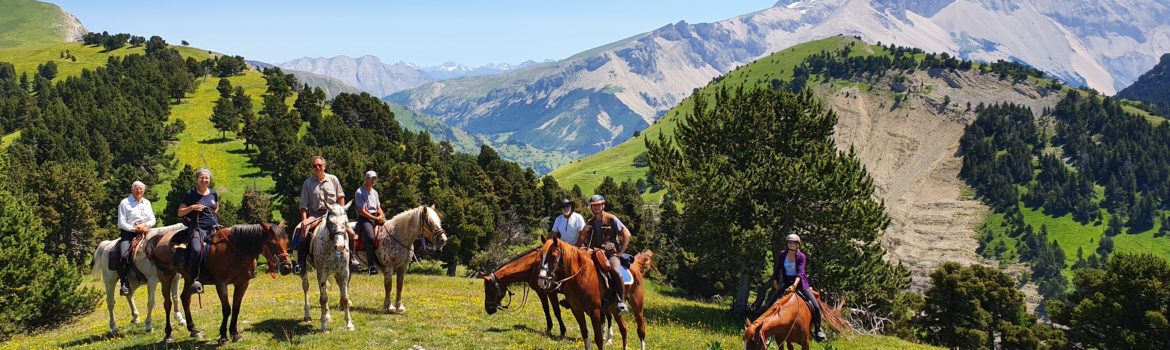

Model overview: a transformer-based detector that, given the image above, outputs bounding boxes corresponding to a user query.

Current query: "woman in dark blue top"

[177,168,219,293]
[770,233,825,341]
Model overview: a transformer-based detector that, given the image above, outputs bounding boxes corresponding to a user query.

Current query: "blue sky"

[51,1,777,67]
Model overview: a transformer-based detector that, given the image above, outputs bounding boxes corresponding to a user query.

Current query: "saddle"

[589,249,635,287]
[353,225,384,251]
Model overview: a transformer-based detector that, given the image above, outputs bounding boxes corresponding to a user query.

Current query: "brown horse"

[744,290,849,350]
[149,223,293,344]
[481,248,567,338]
[536,237,652,350]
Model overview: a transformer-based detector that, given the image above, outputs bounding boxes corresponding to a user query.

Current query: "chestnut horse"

[536,237,653,350]
[744,290,849,350]
[149,223,293,344]
[481,247,567,338]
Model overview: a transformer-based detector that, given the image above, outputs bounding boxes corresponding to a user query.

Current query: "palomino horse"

[743,290,849,350]
[352,205,447,314]
[299,202,356,331]
[481,247,567,338]
[91,223,188,335]
[150,222,293,344]
[536,237,653,350]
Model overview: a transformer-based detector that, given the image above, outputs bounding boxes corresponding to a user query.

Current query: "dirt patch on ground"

[815,70,1061,300]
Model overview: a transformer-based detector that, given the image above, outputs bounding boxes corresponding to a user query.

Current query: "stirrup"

[191,280,203,294]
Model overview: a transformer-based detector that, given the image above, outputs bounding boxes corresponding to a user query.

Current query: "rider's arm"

[619,226,631,255]
[142,200,157,228]
[116,199,134,232]
[576,224,591,247]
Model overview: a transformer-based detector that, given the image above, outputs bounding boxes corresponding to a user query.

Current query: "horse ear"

[343,201,353,211]
[539,234,546,242]
[744,318,751,328]
[260,222,270,230]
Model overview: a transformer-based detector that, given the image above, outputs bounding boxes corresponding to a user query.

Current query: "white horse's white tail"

[92,240,111,280]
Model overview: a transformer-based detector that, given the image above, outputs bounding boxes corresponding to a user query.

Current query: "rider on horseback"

[292,156,347,275]
[578,194,631,313]
[549,198,584,246]
[115,181,156,296]
[770,233,826,341]
[354,170,386,275]
[176,168,220,294]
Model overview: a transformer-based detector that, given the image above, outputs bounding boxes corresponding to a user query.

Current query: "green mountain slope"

[1117,53,1170,115]
[0,0,82,48]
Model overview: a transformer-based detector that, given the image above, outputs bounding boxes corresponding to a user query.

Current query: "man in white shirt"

[549,199,585,246]
[115,181,156,295]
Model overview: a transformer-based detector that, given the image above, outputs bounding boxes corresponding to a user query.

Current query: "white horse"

[298,202,355,331]
[91,223,188,335]
[351,205,447,313]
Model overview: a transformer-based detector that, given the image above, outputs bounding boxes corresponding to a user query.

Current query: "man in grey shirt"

[293,156,346,275]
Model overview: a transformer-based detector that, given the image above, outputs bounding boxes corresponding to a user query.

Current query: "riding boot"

[348,239,361,271]
[117,258,131,296]
[612,271,628,313]
[189,242,204,294]
[807,297,826,341]
[294,239,308,276]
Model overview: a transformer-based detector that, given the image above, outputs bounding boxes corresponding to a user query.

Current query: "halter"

[484,250,540,313]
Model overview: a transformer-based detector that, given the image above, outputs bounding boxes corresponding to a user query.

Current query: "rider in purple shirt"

[769,233,825,341]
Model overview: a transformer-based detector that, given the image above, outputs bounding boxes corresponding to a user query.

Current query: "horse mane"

[493,247,540,273]
[632,250,655,276]
[228,224,267,254]
[752,291,798,327]
[387,206,426,236]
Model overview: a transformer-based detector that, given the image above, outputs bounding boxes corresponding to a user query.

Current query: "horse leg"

[538,290,554,335]
[171,277,186,326]
[161,273,174,343]
[394,267,407,312]
[215,283,231,344]
[336,270,354,330]
[144,279,157,333]
[604,313,613,344]
[591,310,606,350]
[301,272,312,322]
[230,281,248,342]
[382,268,394,313]
[181,276,201,340]
[318,269,331,331]
[126,284,139,324]
[572,308,590,350]
[634,307,646,350]
[104,270,119,335]
[552,291,567,338]
[615,313,629,350]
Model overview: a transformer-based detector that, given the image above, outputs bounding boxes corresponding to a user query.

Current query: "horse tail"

[819,298,852,333]
[632,250,655,276]
[92,240,112,280]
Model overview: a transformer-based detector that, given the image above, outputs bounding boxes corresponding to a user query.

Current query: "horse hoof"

[345,324,355,331]
[191,330,203,340]
[130,318,139,324]
[304,316,313,322]
[163,336,174,344]
[218,338,228,346]
[233,333,243,342]
[145,325,153,333]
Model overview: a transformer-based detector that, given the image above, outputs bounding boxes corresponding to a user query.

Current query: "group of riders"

[111,156,825,341]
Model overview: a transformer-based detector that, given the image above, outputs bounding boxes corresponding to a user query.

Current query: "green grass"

[1,130,19,148]
[0,0,71,49]
[151,72,275,215]
[0,42,214,81]
[3,264,938,349]
[549,35,865,201]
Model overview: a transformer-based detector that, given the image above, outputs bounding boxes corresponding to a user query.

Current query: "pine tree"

[210,95,239,139]
[164,165,197,225]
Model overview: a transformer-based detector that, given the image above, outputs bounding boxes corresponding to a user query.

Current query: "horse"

[150,222,293,344]
[91,223,188,335]
[351,205,447,314]
[743,290,850,350]
[298,202,357,331]
[481,247,567,338]
[535,237,653,350]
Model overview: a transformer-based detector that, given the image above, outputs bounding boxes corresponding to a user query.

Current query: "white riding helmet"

[786,234,802,243]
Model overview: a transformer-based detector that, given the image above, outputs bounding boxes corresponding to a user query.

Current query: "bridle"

[418,207,446,250]
[260,225,291,278]
[536,242,582,292]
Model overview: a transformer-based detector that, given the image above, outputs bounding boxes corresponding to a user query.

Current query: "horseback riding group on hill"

[94,155,840,348]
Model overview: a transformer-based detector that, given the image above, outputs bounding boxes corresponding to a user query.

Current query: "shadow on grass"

[226,148,254,155]
[250,318,317,344]
[60,332,118,348]
[199,137,234,144]
[350,305,393,315]
[485,323,570,340]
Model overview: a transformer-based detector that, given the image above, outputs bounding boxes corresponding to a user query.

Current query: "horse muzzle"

[485,305,497,315]
[279,263,292,276]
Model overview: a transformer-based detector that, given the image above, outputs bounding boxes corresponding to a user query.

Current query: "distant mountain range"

[377,0,1169,156]
[277,55,545,97]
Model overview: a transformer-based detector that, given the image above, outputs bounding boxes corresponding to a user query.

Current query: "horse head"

[323,203,351,237]
[743,318,768,350]
[481,271,512,315]
[260,222,293,276]
[420,205,447,250]
[536,237,572,292]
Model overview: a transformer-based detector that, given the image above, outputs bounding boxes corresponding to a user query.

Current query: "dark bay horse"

[149,223,292,344]
[481,248,567,338]
[744,290,849,350]
[536,237,653,350]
